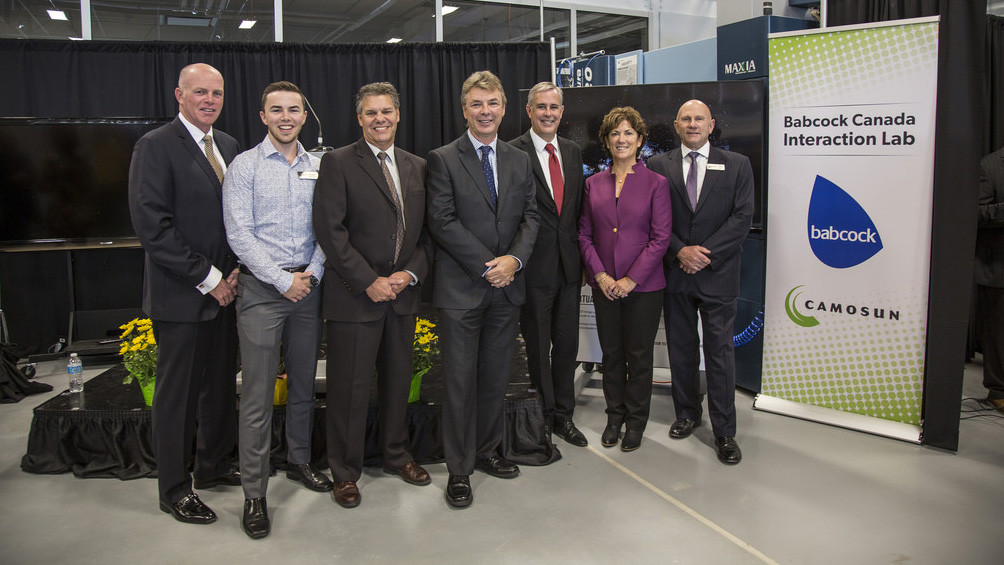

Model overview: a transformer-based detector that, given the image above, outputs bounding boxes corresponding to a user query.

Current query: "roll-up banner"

[756,17,939,442]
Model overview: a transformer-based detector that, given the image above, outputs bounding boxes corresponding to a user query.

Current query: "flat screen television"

[0,118,168,246]
[519,79,767,230]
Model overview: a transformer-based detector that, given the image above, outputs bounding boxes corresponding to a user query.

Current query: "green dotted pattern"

[769,22,939,112]
[762,284,926,425]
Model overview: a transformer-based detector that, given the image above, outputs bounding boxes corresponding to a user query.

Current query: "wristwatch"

[309,275,319,287]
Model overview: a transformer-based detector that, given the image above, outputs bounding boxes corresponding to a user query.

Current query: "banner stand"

[754,394,921,444]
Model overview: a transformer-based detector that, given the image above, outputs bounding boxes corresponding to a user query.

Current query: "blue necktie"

[480,145,497,208]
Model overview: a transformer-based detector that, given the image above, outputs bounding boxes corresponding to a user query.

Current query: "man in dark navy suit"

[129,63,241,524]
[647,99,754,465]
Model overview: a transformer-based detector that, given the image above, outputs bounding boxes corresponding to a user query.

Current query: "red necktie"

[545,143,564,213]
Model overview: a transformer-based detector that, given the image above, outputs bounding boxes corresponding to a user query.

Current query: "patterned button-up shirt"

[223,136,324,294]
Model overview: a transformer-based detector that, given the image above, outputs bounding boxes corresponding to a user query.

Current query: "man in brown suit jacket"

[313,82,432,509]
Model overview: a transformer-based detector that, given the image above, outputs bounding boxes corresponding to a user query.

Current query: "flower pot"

[408,367,430,403]
[139,380,155,407]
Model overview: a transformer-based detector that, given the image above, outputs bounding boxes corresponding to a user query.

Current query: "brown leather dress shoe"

[384,461,431,486]
[332,481,361,508]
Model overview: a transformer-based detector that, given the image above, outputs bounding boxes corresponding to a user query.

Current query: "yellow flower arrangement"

[119,317,157,388]
[412,318,440,377]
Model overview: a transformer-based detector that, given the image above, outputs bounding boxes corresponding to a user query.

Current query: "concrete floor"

[0,359,1001,564]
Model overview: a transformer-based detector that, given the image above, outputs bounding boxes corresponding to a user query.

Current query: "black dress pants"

[151,307,238,504]
[592,288,662,431]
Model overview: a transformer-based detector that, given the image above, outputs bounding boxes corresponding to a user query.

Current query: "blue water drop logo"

[806,175,883,269]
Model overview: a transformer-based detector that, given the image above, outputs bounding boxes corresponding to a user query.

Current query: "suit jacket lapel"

[696,147,725,213]
[172,118,223,191]
[354,138,397,207]
[522,134,558,216]
[663,148,688,211]
[458,134,496,209]
[558,137,580,218]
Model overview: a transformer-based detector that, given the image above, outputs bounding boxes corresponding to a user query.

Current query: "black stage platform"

[21,338,560,479]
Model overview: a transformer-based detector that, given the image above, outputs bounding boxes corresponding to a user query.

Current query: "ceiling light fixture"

[433,6,459,17]
[47,10,68,21]
[239,20,256,29]
[386,37,403,43]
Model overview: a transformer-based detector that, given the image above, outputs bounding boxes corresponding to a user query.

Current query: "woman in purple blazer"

[579,106,672,452]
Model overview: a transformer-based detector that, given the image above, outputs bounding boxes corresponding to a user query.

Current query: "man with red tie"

[509,82,587,451]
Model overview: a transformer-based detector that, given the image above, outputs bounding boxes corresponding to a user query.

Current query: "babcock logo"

[807,175,883,268]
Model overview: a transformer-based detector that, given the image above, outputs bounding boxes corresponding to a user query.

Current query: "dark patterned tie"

[378,151,404,263]
[202,134,224,184]
[545,142,564,213]
[686,151,700,210]
[480,145,497,208]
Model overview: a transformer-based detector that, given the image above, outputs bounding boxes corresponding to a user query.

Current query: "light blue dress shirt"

[223,136,325,294]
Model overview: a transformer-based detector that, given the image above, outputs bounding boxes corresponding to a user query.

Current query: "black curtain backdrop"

[0,39,548,355]
[827,0,940,24]
[0,40,549,157]
[828,1,986,451]
[986,15,1003,153]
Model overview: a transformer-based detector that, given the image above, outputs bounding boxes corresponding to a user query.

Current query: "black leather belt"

[239,264,307,276]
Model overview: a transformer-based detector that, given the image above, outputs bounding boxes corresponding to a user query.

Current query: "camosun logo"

[784,284,902,327]
[785,286,819,328]
[806,175,883,269]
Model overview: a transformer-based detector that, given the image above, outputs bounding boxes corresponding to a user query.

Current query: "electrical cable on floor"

[959,397,1004,420]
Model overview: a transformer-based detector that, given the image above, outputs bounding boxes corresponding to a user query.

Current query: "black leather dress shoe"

[601,423,621,447]
[553,420,588,447]
[241,497,270,539]
[620,429,643,452]
[669,418,702,439]
[715,436,742,464]
[475,456,520,479]
[286,463,333,492]
[193,464,241,489]
[445,474,473,508]
[159,493,217,524]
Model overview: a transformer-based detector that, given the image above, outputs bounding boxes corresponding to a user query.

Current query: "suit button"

[391,233,396,239]
[613,227,618,233]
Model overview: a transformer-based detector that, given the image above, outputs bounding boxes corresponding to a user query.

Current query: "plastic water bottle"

[67,352,83,393]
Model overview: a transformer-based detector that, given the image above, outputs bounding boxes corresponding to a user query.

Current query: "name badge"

[707,163,725,171]
[298,171,319,180]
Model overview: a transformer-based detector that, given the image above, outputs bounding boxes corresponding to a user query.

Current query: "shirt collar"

[529,129,558,154]
[365,140,396,165]
[467,130,497,155]
[258,135,308,164]
[683,141,711,160]
[178,112,214,145]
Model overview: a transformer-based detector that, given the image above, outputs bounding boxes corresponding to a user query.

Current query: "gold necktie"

[378,151,404,263]
[202,134,224,183]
